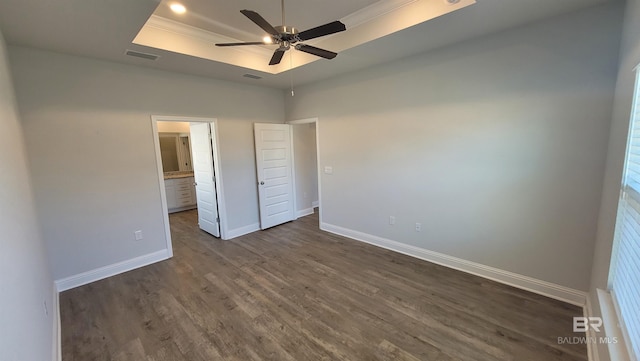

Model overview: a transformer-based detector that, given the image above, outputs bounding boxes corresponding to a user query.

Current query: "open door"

[254,123,295,229]
[190,122,220,237]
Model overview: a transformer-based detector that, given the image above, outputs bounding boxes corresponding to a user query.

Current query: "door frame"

[287,117,322,225]
[151,115,228,251]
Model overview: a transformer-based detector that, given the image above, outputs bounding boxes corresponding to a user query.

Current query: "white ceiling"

[0,0,613,89]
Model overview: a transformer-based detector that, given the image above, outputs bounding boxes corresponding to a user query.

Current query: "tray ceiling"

[134,0,476,74]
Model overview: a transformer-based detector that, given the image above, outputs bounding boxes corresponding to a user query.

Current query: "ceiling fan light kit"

[215,0,346,66]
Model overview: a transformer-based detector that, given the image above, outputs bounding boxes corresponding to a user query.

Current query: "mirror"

[159,133,193,172]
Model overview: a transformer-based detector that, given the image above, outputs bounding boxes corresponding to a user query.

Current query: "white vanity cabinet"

[164,176,197,213]
[165,179,177,209]
[174,177,196,208]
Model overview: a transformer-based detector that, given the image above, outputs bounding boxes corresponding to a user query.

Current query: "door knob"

[260,181,265,185]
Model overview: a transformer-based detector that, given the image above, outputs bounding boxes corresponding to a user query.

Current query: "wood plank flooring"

[60,210,587,360]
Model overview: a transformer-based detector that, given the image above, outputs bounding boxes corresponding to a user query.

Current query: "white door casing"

[254,123,295,230]
[190,122,220,237]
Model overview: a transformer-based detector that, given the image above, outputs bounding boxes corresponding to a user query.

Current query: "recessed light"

[170,3,186,14]
[263,36,273,44]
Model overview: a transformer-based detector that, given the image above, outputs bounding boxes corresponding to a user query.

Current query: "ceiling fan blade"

[240,10,279,36]
[295,44,337,60]
[269,49,287,65]
[296,21,346,41]
[216,42,266,47]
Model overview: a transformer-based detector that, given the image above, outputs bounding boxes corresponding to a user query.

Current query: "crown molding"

[144,15,272,58]
[342,0,420,29]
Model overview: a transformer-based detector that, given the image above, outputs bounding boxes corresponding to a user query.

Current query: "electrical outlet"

[415,223,422,232]
[134,230,143,241]
[389,216,396,225]
[324,166,333,175]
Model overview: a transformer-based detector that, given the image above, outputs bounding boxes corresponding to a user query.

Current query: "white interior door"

[254,123,295,229]
[190,122,220,237]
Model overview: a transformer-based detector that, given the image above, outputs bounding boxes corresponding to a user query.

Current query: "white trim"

[144,15,272,58]
[316,119,323,225]
[151,118,174,258]
[208,120,229,239]
[290,125,298,220]
[297,208,315,218]
[320,222,587,306]
[341,0,419,28]
[226,223,261,240]
[287,117,319,125]
[598,289,634,361]
[585,296,600,361]
[53,287,61,361]
[288,117,321,223]
[152,115,228,240]
[55,249,170,292]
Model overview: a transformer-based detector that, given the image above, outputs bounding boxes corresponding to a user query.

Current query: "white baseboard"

[312,201,319,208]
[55,249,171,292]
[226,223,260,240]
[320,222,587,306]
[296,207,315,218]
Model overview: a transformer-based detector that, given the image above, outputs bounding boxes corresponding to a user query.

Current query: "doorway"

[289,118,321,224]
[152,116,228,251]
[253,120,321,230]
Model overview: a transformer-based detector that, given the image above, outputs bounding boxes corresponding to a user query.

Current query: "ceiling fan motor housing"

[275,25,298,36]
[273,25,300,47]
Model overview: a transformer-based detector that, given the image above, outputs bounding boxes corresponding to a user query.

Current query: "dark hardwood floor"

[61,210,587,360]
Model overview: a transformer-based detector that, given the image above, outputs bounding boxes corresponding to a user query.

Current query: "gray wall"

[590,0,640,359]
[286,3,622,291]
[9,46,285,281]
[292,123,319,213]
[0,32,55,360]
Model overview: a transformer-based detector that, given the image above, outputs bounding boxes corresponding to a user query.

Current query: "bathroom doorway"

[151,116,227,251]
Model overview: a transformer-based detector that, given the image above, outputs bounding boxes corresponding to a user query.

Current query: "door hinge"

[216,217,220,223]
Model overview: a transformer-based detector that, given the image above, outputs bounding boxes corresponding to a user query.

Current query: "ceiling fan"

[215,0,346,66]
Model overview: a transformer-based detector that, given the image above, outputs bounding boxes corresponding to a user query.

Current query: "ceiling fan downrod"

[274,0,297,38]
[282,0,285,27]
